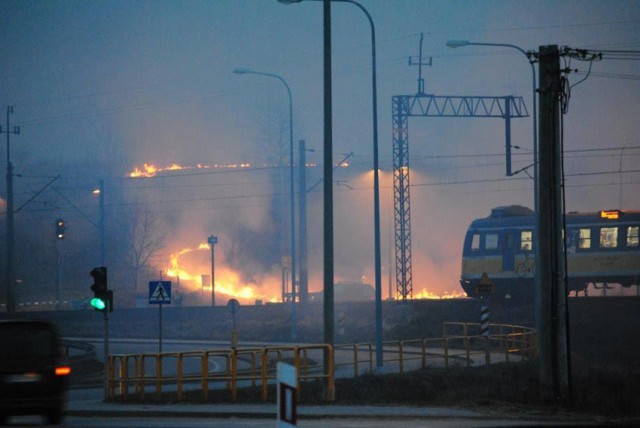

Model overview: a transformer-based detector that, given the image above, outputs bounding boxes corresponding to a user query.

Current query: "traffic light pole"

[103,310,109,397]
[90,266,111,397]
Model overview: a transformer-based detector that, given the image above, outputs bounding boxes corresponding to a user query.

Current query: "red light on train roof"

[600,210,622,220]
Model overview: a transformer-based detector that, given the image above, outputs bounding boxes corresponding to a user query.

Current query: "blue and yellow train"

[460,205,640,299]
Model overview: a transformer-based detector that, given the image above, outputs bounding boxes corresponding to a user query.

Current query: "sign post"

[149,281,172,353]
[476,272,493,364]
[277,362,297,427]
[227,298,240,349]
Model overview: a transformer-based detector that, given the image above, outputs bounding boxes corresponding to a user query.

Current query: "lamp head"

[446,40,470,48]
[233,68,252,75]
[277,0,303,4]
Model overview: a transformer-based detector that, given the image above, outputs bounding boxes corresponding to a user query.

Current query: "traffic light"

[90,267,113,312]
[55,219,66,240]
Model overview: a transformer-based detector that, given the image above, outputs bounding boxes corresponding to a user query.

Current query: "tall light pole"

[93,180,106,266]
[446,40,538,215]
[447,39,541,334]
[207,235,218,306]
[233,68,297,340]
[279,0,384,373]
[1,106,20,314]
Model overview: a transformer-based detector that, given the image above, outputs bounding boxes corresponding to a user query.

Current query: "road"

[0,337,591,427]
[5,415,588,427]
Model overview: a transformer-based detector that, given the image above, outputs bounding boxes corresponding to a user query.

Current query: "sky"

[1,0,639,303]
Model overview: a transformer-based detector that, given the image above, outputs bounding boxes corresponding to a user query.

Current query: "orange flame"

[128,162,254,178]
[165,243,280,305]
[413,288,466,299]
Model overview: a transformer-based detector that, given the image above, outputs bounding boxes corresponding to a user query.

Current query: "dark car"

[0,319,70,425]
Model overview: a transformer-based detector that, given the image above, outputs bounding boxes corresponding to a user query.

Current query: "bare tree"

[118,204,168,293]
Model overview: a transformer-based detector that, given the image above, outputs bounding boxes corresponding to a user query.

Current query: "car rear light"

[55,366,71,376]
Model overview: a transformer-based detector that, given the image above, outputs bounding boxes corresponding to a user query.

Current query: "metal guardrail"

[107,344,334,402]
[106,322,535,402]
[61,339,97,365]
[332,322,536,377]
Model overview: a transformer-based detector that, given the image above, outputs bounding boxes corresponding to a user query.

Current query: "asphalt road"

[5,415,591,427]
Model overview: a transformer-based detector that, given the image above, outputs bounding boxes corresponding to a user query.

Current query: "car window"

[0,324,58,359]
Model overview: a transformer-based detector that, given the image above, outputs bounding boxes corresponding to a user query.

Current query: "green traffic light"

[90,297,106,310]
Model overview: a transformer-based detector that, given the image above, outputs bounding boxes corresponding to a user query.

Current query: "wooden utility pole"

[536,44,570,402]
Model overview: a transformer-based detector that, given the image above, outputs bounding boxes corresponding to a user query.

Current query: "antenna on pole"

[409,33,432,95]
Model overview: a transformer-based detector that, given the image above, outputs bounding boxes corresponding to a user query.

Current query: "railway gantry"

[392,94,529,301]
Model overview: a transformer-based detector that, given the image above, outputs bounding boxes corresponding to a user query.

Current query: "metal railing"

[106,322,535,402]
[107,344,334,402]
[332,322,536,377]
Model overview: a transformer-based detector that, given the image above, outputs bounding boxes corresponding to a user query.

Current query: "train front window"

[627,226,639,247]
[599,227,618,248]
[578,228,591,249]
[471,233,480,251]
[521,230,532,251]
[485,233,498,250]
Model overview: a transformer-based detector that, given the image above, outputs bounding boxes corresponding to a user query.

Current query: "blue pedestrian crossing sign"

[149,281,172,304]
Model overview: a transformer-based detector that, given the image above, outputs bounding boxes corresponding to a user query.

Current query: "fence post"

[251,351,258,387]
[202,352,208,401]
[141,355,147,400]
[177,354,183,401]
[327,345,335,402]
[261,349,269,402]
[105,356,113,400]
[444,337,449,369]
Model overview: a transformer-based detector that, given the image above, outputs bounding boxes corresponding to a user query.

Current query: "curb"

[65,402,481,420]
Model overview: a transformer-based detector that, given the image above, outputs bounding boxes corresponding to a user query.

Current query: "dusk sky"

[1,0,639,301]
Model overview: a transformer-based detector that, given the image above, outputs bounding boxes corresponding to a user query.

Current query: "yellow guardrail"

[107,344,334,402]
[332,322,536,376]
[106,322,535,402]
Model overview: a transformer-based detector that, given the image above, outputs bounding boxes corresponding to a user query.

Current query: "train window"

[627,226,639,247]
[599,227,618,248]
[471,233,480,251]
[485,233,498,250]
[521,230,533,251]
[578,228,591,249]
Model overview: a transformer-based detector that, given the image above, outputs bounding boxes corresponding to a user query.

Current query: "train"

[460,205,640,299]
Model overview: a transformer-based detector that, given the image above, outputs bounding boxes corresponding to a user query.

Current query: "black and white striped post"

[480,305,490,337]
[477,272,494,365]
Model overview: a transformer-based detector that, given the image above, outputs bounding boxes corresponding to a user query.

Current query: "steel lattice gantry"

[392,94,529,301]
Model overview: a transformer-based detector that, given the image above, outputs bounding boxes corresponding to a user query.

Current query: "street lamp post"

[208,235,218,306]
[1,106,20,314]
[446,40,538,215]
[279,0,384,373]
[446,40,552,386]
[92,180,106,266]
[233,68,297,340]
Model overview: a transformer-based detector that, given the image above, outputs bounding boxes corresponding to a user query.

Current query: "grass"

[108,360,640,419]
